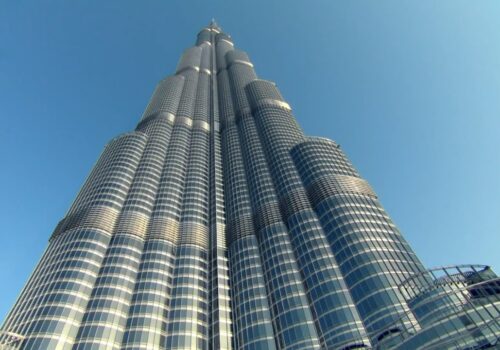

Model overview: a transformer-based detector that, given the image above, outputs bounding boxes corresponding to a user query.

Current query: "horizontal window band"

[175,116,193,128]
[227,59,254,69]
[193,120,210,131]
[137,112,176,128]
[251,98,291,112]
[200,68,212,75]
[175,65,200,75]
[50,206,121,240]
[307,174,377,204]
[218,38,233,46]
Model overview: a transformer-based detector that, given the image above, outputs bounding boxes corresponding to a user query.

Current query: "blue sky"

[1,1,499,321]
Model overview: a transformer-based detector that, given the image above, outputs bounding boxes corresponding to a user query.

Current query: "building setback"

[1,21,499,350]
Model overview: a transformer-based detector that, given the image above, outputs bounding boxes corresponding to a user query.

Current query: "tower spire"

[209,18,220,31]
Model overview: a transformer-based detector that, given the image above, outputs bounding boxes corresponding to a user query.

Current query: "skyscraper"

[1,21,499,350]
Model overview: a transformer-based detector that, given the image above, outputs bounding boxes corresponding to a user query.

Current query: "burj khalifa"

[1,21,498,350]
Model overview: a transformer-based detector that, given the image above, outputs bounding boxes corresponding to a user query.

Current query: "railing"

[0,331,24,350]
[376,265,500,349]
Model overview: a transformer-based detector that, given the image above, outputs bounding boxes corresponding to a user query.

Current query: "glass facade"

[1,21,499,350]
